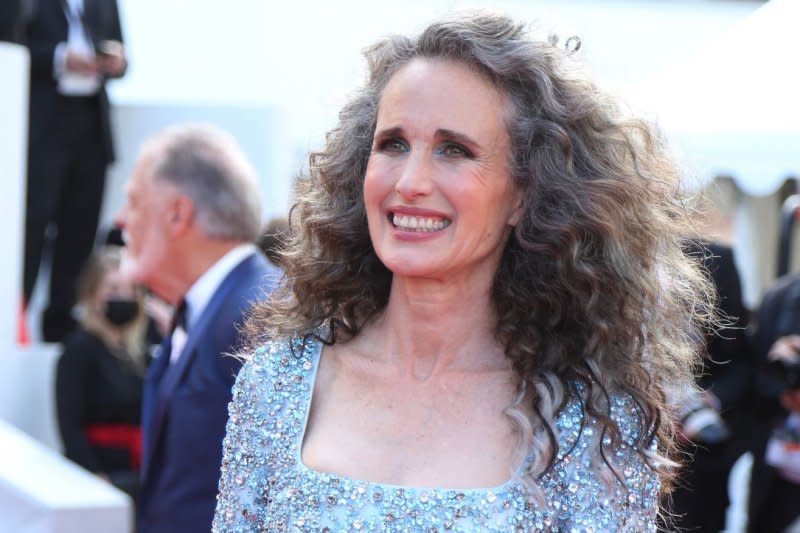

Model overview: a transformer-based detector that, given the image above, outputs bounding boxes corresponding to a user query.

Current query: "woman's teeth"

[392,214,451,232]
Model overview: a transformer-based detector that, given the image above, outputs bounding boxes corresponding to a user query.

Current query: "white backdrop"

[100,103,291,238]
[625,0,800,197]
[0,43,28,347]
[112,0,762,174]
[624,0,800,306]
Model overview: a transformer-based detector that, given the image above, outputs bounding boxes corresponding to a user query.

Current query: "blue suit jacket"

[137,253,280,533]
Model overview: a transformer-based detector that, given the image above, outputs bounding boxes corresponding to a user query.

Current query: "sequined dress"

[213,337,660,532]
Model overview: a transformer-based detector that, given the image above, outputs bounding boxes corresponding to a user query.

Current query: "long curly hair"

[248,11,715,500]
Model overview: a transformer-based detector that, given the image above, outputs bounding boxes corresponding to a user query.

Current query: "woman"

[214,12,714,531]
[56,246,149,499]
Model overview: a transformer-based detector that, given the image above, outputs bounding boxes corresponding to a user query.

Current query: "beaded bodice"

[213,337,660,532]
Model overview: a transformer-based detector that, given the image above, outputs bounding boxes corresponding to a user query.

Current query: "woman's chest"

[302,366,519,490]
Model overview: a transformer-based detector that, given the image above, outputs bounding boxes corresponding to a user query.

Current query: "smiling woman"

[214,11,716,532]
[364,58,520,282]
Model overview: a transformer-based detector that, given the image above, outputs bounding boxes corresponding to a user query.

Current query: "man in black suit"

[671,241,754,533]
[115,124,281,533]
[21,0,127,341]
[747,274,800,532]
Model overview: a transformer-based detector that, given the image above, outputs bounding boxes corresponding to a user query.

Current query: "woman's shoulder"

[234,334,322,394]
[61,326,101,346]
[554,385,649,449]
[549,385,658,491]
[543,387,660,530]
[58,327,107,361]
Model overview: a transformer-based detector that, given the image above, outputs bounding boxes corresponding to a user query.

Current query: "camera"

[762,358,800,394]
[679,392,731,445]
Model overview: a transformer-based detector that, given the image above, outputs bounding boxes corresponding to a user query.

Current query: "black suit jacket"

[137,253,281,533]
[22,0,125,164]
[698,243,753,427]
[686,241,753,437]
[0,0,23,41]
[56,327,144,474]
[747,272,800,523]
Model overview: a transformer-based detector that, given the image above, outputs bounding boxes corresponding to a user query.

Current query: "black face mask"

[104,299,140,326]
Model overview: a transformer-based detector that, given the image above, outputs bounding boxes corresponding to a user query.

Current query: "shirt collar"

[65,0,84,16]
[182,244,257,330]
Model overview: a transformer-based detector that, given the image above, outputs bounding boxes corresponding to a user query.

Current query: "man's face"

[114,154,175,295]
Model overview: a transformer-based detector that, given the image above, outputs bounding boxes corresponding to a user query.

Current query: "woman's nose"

[394,152,434,200]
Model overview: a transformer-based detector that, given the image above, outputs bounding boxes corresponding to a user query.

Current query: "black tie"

[171,299,188,333]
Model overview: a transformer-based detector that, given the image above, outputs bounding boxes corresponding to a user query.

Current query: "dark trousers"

[670,440,736,533]
[748,447,800,532]
[24,94,107,342]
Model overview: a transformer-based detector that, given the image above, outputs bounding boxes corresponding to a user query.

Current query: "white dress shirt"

[55,0,101,95]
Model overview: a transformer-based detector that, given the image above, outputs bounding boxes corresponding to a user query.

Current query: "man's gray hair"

[145,123,262,242]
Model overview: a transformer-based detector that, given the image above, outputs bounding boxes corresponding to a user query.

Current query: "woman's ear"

[507,190,524,227]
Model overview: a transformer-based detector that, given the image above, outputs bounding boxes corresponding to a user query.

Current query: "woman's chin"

[384,260,432,278]
[384,260,447,281]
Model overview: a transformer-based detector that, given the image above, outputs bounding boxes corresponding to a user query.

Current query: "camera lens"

[764,359,800,392]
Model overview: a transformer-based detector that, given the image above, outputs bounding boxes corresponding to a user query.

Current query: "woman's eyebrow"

[374,126,404,139]
[435,128,479,147]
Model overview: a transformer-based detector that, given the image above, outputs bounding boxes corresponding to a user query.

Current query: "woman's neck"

[358,276,508,380]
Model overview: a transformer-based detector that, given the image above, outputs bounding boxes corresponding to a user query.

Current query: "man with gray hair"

[115,124,280,533]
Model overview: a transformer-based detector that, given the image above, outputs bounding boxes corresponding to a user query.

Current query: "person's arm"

[96,0,126,79]
[552,396,660,532]
[26,34,61,81]
[21,11,96,82]
[212,342,277,532]
[108,0,124,44]
[55,337,104,473]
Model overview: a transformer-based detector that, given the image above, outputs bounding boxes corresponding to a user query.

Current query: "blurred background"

[102,0,794,309]
[3,0,799,531]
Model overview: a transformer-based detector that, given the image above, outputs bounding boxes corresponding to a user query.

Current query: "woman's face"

[364,58,522,284]
[91,266,138,315]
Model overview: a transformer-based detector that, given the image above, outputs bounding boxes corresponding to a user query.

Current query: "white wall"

[100,103,292,237]
[0,421,131,533]
[112,0,762,174]
[0,42,28,346]
[0,345,62,451]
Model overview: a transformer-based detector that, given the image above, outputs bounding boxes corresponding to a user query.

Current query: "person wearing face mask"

[55,245,150,500]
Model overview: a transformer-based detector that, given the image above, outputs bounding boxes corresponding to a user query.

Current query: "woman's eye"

[377,138,407,153]
[438,142,473,158]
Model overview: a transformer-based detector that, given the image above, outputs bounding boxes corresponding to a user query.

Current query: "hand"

[65,50,98,74]
[700,389,722,411]
[768,335,800,364]
[96,40,126,77]
[780,389,800,414]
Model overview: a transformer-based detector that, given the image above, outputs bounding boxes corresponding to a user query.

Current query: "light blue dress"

[213,336,660,532]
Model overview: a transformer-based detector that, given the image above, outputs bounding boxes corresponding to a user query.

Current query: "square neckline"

[293,336,527,495]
